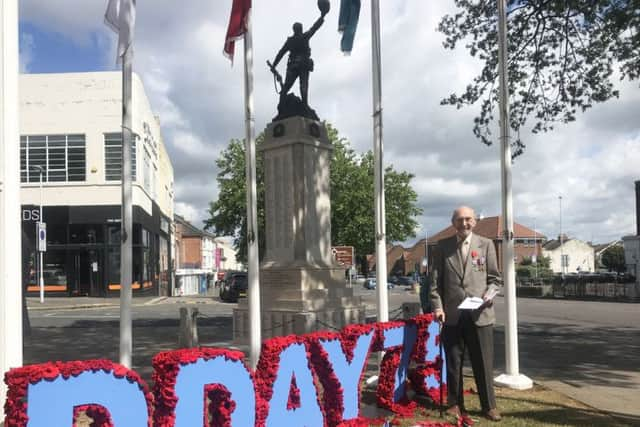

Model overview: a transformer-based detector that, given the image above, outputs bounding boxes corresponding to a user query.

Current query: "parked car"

[398,276,416,287]
[363,278,394,290]
[219,272,248,302]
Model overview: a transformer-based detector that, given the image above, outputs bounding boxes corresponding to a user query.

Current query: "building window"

[104,132,137,181]
[20,134,86,183]
[143,147,151,193]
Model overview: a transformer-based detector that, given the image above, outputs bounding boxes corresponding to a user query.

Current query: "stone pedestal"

[234,117,365,341]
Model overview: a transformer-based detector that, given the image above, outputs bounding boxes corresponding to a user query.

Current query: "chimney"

[636,180,640,236]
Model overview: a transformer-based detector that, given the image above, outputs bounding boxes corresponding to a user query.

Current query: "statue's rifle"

[267,60,283,94]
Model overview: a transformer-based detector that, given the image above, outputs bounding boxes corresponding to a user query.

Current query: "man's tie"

[459,239,469,269]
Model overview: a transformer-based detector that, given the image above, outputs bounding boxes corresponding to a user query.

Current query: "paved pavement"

[22,293,640,425]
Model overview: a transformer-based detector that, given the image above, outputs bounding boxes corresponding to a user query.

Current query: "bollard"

[178,306,199,348]
[401,302,421,319]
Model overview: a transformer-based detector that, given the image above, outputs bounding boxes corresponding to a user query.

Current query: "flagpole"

[120,46,133,368]
[371,0,388,323]
[0,0,23,406]
[243,8,261,369]
[494,0,532,390]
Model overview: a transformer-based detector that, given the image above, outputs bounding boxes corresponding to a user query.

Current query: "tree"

[205,123,422,266]
[601,245,626,273]
[204,137,265,264]
[438,1,639,156]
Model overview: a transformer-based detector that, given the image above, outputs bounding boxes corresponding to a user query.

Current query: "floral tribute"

[306,323,376,426]
[286,374,301,410]
[254,334,325,427]
[3,315,450,427]
[152,347,253,427]
[410,314,447,405]
[3,359,152,427]
[205,384,235,427]
[72,404,114,427]
[373,320,419,416]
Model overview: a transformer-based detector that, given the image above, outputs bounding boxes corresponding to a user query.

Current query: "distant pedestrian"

[419,273,431,314]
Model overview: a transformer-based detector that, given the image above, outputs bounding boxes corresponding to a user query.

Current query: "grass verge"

[359,377,634,427]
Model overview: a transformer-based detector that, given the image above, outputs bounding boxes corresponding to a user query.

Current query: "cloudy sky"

[18,0,639,246]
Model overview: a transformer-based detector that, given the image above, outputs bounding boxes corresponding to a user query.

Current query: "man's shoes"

[446,405,466,418]
[483,408,502,421]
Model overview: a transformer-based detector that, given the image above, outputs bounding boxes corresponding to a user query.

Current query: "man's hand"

[481,297,494,308]
[482,287,498,308]
[434,308,445,323]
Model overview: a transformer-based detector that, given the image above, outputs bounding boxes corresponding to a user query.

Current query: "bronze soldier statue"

[269,8,328,108]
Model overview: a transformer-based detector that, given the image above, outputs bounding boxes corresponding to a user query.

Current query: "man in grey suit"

[430,206,502,422]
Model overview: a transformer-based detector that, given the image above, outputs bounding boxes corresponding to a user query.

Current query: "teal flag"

[338,0,360,53]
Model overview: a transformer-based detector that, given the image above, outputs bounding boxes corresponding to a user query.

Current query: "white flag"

[104,0,136,63]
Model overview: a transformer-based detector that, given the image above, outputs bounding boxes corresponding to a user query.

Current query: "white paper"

[457,296,484,310]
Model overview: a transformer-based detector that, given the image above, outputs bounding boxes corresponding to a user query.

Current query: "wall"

[544,239,595,273]
[19,72,173,222]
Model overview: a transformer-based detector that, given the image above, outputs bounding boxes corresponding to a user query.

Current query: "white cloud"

[19,32,35,72]
[18,0,640,245]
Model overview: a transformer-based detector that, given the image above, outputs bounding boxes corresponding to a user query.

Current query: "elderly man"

[430,206,502,422]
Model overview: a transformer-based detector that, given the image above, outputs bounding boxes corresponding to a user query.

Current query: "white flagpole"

[120,46,133,368]
[371,0,388,323]
[0,0,23,406]
[494,0,532,390]
[243,8,261,369]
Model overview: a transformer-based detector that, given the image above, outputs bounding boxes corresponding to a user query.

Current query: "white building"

[20,72,174,297]
[542,237,595,274]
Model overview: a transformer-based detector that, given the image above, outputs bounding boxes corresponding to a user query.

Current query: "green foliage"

[203,136,265,264]
[516,266,532,278]
[438,0,640,156]
[517,263,554,280]
[520,256,533,266]
[601,245,626,273]
[205,123,422,265]
[522,255,551,268]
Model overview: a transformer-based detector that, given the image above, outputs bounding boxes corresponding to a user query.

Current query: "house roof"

[427,216,545,243]
[542,239,569,250]
[175,214,216,238]
[591,241,622,254]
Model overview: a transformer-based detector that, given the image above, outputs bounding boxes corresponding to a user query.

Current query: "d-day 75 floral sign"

[3,314,446,427]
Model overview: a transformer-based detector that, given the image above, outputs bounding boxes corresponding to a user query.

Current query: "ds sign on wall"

[3,314,446,427]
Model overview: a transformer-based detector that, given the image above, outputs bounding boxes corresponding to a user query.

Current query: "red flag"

[224,0,251,61]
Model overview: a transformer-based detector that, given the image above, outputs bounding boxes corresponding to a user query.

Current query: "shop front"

[21,204,171,297]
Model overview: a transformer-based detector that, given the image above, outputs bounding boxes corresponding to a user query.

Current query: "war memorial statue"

[234,0,365,341]
[268,0,330,121]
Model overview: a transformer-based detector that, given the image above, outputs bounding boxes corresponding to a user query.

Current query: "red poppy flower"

[471,250,478,258]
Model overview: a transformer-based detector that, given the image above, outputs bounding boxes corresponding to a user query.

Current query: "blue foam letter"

[26,370,149,426]
[265,343,323,427]
[320,331,373,420]
[173,357,255,427]
[382,324,418,401]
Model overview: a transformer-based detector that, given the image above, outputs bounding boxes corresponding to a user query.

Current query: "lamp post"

[424,229,429,274]
[31,165,45,303]
[533,217,538,279]
[559,196,564,277]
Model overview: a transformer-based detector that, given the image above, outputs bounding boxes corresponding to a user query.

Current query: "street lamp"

[559,195,564,278]
[533,217,538,279]
[30,165,45,303]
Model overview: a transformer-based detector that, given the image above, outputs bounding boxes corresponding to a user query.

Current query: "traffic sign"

[332,246,354,267]
[37,222,47,252]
